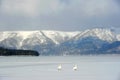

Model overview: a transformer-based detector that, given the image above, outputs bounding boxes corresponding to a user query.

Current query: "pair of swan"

[57,64,77,71]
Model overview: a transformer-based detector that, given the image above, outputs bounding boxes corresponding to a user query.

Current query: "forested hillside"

[0,47,39,56]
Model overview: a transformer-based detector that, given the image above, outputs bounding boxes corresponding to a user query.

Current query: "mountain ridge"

[0,28,120,55]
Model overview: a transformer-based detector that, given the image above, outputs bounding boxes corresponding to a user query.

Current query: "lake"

[0,56,120,80]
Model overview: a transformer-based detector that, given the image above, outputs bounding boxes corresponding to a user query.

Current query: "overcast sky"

[0,0,120,32]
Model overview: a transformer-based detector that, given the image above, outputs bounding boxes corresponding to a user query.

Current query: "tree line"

[0,47,39,56]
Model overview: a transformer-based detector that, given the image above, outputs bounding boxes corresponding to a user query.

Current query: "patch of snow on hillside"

[42,30,80,44]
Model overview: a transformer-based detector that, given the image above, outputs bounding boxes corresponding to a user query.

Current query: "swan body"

[73,64,77,71]
[58,64,62,71]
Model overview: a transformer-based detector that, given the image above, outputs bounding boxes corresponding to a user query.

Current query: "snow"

[42,30,80,44]
[0,32,13,41]
[92,28,116,42]
[0,56,120,80]
[74,28,116,42]
[16,31,34,39]
[0,28,118,49]
[0,30,79,45]
[117,34,120,41]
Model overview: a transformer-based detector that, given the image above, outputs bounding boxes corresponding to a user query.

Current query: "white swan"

[57,64,62,71]
[73,64,77,71]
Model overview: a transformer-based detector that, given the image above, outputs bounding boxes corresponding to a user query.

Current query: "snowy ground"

[0,56,120,80]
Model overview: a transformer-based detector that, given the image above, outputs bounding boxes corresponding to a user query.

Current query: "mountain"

[73,28,117,42]
[117,34,120,41]
[99,41,120,54]
[0,28,120,55]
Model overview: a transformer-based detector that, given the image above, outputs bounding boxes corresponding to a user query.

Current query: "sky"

[0,0,120,32]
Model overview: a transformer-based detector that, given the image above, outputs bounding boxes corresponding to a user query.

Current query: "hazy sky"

[0,0,120,32]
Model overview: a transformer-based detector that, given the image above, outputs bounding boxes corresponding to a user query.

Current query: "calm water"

[0,56,120,80]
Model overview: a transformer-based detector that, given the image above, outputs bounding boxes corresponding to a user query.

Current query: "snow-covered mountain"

[0,31,79,45]
[0,28,120,55]
[117,34,120,41]
[72,28,117,42]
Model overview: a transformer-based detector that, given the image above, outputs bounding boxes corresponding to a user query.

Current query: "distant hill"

[0,47,39,56]
[0,28,120,55]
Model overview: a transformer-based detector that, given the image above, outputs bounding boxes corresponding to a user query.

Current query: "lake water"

[0,56,120,80]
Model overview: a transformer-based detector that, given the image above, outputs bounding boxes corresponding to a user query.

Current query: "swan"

[57,64,62,71]
[73,64,77,71]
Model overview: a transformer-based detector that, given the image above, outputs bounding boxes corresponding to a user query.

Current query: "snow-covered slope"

[73,28,116,42]
[42,30,79,44]
[0,30,79,49]
[117,34,120,41]
[0,28,119,55]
